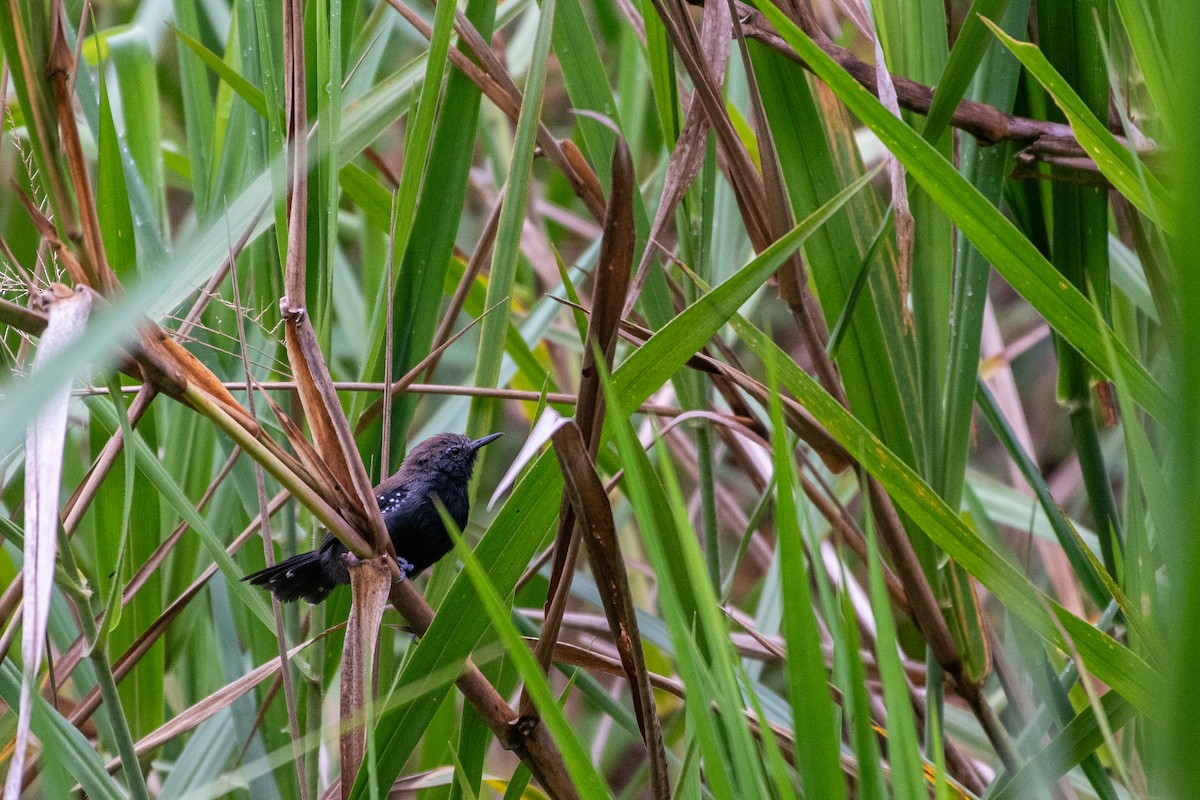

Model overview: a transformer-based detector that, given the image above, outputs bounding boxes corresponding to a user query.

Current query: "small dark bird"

[243,432,503,604]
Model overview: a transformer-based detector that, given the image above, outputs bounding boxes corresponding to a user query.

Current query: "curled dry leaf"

[158,336,243,411]
[525,123,647,786]
[5,285,93,800]
[259,389,357,517]
[560,139,605,215]
[282,313,360,506]
[340,555,393,799]
[279,0,388,560]
[535,122,633,563]
[578,124,636,441]
[649,0,768,245]
[871,37,915,329]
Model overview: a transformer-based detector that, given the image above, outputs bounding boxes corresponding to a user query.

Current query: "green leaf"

[863,488,927,800]
[611,164,880,405]
[1111,0,1170,124]
[921,0,1012,141]
[766,362,847,800]
[982,18,1171,228]
[171,0,217,217]
[992,692,1134,800]
[371,0,499,463]
[602,366,770,798]
[96,69,137,275]
[106,26,167,233]
[85,397,278,634]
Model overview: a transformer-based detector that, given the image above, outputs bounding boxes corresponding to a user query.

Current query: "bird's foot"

[395,556,415,581]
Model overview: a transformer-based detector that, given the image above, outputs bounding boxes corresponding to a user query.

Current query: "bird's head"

[403,432,503,481]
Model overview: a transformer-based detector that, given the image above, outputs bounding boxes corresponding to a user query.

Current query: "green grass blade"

[974,381,1110,606]
[992,691,1133,800]
[374,0,499,463]
[171,0,217,218]
[1111,0,1170,124]
[921,0,1011,141]
[601,371,769,797]
[935,0,1026,508]
[611,164,879,405]
[0,660,127,800]
[766,363,847,800]
[85,396,277,632]
[863,489,927,800]
[96,69,138,275]
[107,26,167,232]
[171,24,269,118]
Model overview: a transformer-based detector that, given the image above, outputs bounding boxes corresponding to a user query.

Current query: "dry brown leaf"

[550,421,669,799]
[625,0,733,317]
[260,389,356,513]
[649,0,768,245]
[158,335,242,410]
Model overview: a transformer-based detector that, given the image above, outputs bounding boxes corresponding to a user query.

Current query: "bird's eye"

[448,446,461,456]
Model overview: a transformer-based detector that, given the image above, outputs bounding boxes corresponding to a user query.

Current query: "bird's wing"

[312,483,421,553]
[376,479,424,520]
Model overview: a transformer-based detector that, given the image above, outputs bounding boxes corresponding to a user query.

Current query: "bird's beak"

[470,432,504,452]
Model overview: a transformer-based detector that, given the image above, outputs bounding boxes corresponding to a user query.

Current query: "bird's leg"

[391,557,420,644]
[395,556,415,580]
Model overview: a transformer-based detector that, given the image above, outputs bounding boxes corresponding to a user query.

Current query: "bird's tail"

[242,550,341,604]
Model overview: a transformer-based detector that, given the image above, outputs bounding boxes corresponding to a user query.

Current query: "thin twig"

[426,191,505,377]
[229,210,310,800]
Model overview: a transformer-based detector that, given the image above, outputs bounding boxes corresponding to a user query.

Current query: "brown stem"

[387,580,581,800]
[46,2,113,294]
[735,2,1150,163]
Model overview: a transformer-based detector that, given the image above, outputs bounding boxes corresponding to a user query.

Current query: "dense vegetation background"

[0,0,1194,797]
